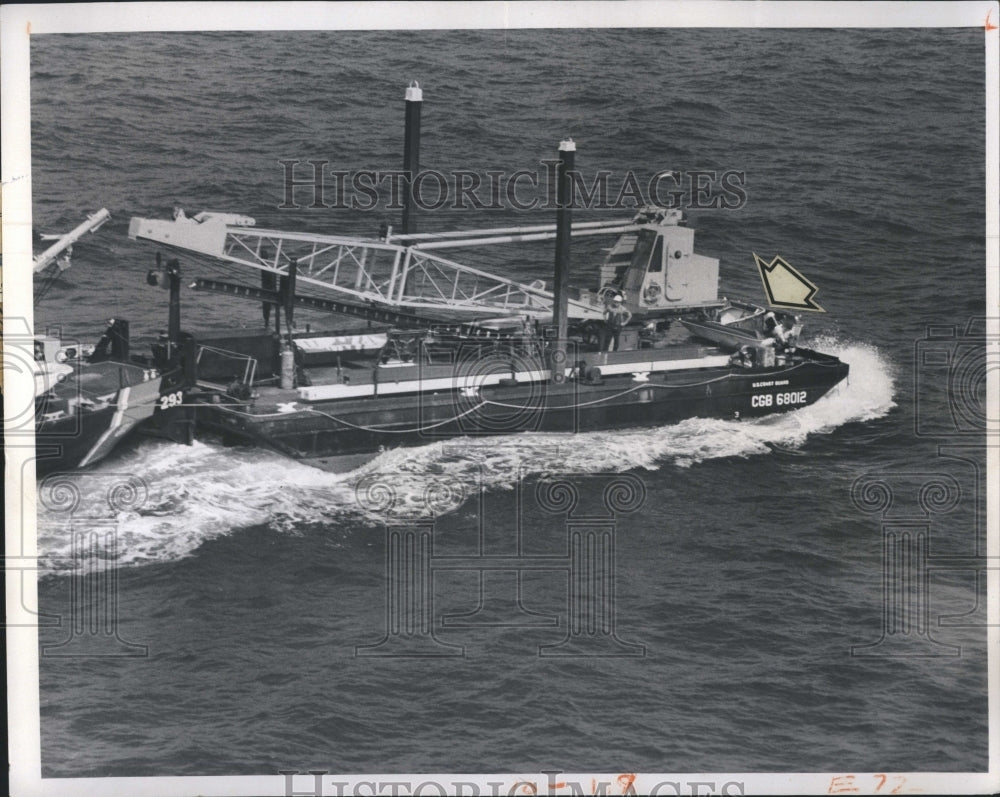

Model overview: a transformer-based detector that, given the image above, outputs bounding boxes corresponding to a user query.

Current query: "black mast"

[402,81,422,236]
[551,138,575,383]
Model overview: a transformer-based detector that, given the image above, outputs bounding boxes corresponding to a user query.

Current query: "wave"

[35,338,893,572]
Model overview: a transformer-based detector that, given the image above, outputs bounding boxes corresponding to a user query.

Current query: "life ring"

[643,283,662,304]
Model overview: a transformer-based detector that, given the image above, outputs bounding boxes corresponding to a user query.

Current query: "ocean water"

[27,28,988,777]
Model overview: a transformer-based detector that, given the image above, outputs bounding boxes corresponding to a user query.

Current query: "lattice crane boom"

[129,210,636,320]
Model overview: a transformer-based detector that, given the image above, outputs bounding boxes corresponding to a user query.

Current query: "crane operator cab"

[599,207,720,320]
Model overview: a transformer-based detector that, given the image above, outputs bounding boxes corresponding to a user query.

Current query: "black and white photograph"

[3,2,998,795]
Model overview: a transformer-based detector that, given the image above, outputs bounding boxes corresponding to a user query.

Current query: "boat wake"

[35,338,893,572]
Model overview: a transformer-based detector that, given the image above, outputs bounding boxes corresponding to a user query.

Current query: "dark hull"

[193,349,848,466]
[35,406,121,476]
[34,368,168,477]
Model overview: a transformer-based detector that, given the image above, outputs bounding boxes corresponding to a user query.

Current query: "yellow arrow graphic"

[753,253,824,312]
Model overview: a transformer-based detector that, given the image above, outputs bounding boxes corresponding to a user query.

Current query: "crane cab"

[601,207,720,316]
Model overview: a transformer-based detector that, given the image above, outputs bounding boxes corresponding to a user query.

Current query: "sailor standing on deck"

[780,314,801,352]
[763,311,778,337]
[602,293,632,352]
[762,311,797,351]
[762,311,787,347]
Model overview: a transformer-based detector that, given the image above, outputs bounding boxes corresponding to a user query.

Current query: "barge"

[126,85,849,471]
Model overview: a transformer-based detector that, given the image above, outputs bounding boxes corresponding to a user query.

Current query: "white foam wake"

[35,339,893,571]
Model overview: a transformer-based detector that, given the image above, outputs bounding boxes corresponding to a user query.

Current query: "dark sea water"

[28,28,988,778]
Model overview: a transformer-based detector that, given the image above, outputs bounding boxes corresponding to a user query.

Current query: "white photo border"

[3,2,998,795]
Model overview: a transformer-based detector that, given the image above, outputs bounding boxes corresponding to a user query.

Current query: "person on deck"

[762,311,797,351]
[779,315,800,352]
[763,311,778,338]
[762,311,787,347]
[602,294,632,352]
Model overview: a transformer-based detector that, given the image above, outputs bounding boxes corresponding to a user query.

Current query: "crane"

[128,209,638,322]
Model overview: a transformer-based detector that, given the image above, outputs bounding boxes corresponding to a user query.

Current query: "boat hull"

[34,363,171,476]
[35,404,123,475]
[191,349,848,468]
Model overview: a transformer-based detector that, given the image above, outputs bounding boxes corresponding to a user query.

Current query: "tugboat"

[127,86,849,472]
[33,320,169,475]
[31,220,197,475]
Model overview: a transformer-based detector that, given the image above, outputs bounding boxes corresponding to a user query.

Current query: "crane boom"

[128,210,632,320]
[34,208,111,274]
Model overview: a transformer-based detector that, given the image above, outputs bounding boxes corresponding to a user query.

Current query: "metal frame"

[130,213,636,320]
[195,344,258,387]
